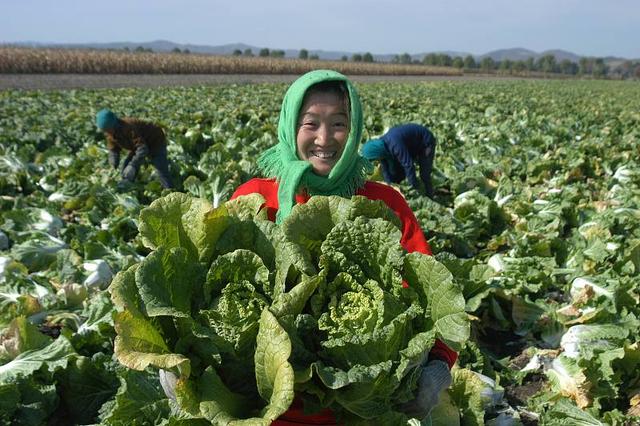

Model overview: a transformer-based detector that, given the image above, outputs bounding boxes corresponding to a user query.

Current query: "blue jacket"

[380,124,435,188]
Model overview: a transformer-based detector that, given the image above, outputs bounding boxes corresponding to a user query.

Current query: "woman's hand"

[399,360,452,420]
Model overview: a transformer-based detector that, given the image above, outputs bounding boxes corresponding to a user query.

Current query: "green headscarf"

[258,69,373,223]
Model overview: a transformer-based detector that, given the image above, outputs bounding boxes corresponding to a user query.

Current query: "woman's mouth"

[310,150,337,159]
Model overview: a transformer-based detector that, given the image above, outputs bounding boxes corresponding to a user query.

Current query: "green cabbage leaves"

[110,193,468,424]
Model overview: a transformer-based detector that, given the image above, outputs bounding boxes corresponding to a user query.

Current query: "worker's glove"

[159,369,178,401]
[108,150,120,169]
[399,360,452,420]
[121,164,137,181]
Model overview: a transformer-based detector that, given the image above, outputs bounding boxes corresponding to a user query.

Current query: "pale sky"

[1,0,638,58]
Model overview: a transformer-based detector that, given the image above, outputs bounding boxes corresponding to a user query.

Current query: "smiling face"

[296,90,350,176]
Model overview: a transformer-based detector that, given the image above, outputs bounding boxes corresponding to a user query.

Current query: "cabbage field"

[1,79,640,425]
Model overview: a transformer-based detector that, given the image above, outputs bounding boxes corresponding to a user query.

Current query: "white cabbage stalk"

[0,231,8,250]
[115,194,140,211]
[83,260,113,288]
[57,283,88,306]
[493,191,513,207]
[0,257,11,280]
[33,209,63,235]
[606,184,625,200]
[560,324,615,359]
[569,277,613,300]
[532,199,550,206]
[56,157,73,167]
[613,166,637,183]
[453,190,477,207]
[577,221,599,236]
[613,207,640,218]
[38,176,56,192]
[605,242,620,252]
[546,356,591,408]
[47,192,70,202]
[487,254,504,273]
[520,354,541,372]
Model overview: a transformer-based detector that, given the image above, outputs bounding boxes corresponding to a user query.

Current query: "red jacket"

[231,178,457,424]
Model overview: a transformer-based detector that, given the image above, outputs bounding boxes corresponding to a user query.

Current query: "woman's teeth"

[312,151,336,159]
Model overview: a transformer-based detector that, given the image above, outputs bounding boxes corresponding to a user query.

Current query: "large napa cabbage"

[109,193,468,425]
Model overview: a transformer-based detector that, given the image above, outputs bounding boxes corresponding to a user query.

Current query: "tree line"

[119,46,639,79]
[231,48,639,79]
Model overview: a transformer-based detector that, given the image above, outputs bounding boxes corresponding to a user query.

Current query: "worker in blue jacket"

[361,123,436,198]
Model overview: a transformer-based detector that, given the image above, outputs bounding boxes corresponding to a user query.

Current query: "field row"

[0,47,461,76]
[0,80,639,424]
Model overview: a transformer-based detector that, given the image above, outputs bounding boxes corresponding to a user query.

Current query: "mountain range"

[6,40,634,64]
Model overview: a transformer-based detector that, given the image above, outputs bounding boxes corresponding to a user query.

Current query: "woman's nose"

[315,124,331,145]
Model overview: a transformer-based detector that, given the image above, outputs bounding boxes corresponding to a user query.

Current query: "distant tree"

[537,54,557,73]
[512,60,527,73]
[309,54,320,60]
[299,49,309,59]
[135,46,146,52]
[351,53,363,62]
[615,60,634,78]
[423,53,438,66]
[259,48,270,57]
[479,57,495,71]
[578,57,592,75]
[525,57,535,71]
[499,59,512,72]
[362,52,374,63]
[341,55,348,62]
[436,53,452,67]
[183,48,190,54]
[123,47,130,52]
[398,52,412,64]
[243,48,254,57]
[270,49,285,58]
[559,59,578,75]
[463,55,476,69]
[452,57,464,68]
[593,58,608,77]
[172,47,182,53]
[232,49,242,56]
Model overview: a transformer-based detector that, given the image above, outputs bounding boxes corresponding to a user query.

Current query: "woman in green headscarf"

[230,69,456,422]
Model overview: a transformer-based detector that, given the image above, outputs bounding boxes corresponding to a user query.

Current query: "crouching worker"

[95,108,173,189]
[361,123,436,198]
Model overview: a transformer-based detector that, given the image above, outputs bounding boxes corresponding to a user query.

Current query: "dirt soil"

[0,73,524,91]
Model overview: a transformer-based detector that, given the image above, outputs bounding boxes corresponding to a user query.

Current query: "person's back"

[362,123,437,197]
[383,123,433,156]
[106,117,167,156]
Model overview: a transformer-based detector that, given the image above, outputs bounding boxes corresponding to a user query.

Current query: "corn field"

[0,47,462,76]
